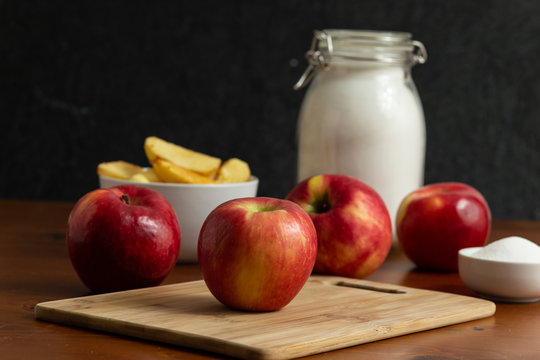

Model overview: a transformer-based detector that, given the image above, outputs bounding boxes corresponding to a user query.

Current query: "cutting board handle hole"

[334,281,406,294]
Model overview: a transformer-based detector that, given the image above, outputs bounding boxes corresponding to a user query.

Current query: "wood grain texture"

[35,275,495,359]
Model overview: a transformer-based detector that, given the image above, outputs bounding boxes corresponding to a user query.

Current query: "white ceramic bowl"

[99,175,259,263]
[458,247,540,303]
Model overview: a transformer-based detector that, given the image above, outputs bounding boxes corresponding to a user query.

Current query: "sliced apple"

[130,168,161,183]
[144,136,221,176]
[97,161,143,180]
[216,158,251,183]
[152,158,216,184]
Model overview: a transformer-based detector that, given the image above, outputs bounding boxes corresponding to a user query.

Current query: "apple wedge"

[97,161,143,180]
[144,136,221,176]
[152,158,216,184]
[216,158,251,183]
[129,168,161,183]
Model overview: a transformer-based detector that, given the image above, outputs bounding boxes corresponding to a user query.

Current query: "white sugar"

[471,236,540,263]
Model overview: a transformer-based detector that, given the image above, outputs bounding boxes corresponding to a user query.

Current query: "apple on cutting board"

[67,185,180,293]
[396,182,492,272]
[286,174,392,279]
[198,197,318,311]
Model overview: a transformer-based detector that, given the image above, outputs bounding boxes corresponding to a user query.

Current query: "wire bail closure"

[293,30,427,90]
[411,40,428,65]
[293,31,332,90]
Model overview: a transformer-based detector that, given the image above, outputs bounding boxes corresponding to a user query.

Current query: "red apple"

[197,197,317,311]
[396,182,491,272]
[67,185,180,293]
[286,174,392,279]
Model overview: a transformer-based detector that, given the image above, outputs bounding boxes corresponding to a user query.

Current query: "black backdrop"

[1,0,539,220]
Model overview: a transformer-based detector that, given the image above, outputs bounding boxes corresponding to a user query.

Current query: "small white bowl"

[99,175,259,263]
[458,247,540,303]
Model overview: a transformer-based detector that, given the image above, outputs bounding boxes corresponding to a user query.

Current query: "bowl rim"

[459,246,540,266]
[99,174,259,189]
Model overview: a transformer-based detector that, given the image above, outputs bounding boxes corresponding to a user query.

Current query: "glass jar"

[294,29,427,241]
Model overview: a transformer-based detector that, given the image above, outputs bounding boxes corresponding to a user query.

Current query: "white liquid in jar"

[297,65,425,238]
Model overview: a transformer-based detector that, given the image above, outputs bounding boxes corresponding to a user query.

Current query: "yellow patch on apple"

[352,251,381,278]
[232,261,268,307]
[342,197,384,232]
[307,175,328,197]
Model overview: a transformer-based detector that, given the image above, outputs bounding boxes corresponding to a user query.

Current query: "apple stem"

[121,194,130,205]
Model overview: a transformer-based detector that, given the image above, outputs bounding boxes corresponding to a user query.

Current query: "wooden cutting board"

[35,275,495,359]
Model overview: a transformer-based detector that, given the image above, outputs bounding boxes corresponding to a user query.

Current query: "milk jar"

[294,30,427,243]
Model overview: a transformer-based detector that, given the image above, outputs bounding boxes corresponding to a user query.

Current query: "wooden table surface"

[2,199,540,359]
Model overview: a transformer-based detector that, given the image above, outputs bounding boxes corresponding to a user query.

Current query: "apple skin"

[67,185,180,293]
[197,197,317,311]
[286,174,392,279]
[396,182,491,272]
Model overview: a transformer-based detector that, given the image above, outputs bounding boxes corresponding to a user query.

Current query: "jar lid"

[294,29,427,90]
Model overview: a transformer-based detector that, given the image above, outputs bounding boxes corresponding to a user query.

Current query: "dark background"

[1,0,539,220]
